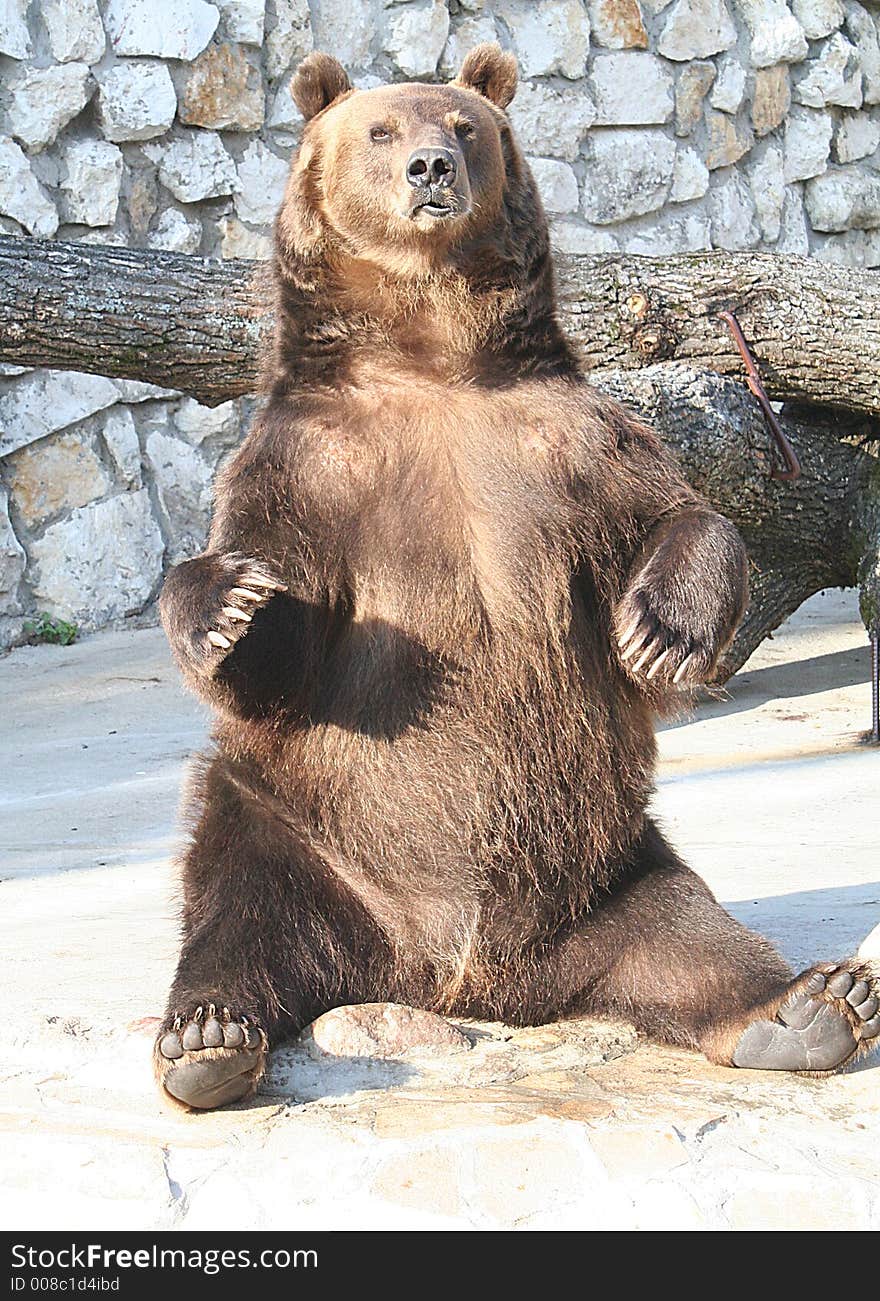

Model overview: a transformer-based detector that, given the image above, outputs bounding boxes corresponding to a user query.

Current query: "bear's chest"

[294,382,576,554]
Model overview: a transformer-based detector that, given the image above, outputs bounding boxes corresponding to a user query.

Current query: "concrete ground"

[1,589,878,1231]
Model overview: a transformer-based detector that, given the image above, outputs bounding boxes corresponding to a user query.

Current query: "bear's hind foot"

[730,961,879,1074]
[155,1005,267,1111]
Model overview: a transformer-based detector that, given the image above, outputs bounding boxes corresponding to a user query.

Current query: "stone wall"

[2,0,880,644]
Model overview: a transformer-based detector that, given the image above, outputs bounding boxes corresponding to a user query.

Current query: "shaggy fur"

[155,46,878,1108]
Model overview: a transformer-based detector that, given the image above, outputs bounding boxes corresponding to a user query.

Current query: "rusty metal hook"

[719,310,801,482]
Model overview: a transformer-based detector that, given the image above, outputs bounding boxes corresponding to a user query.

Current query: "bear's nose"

[406,147,457,189]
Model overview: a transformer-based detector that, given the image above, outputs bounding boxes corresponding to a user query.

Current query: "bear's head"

[279,43,541,284]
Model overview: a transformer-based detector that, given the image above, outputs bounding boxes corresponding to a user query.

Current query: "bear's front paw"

[613,587,714,688]
[154,1004,267,1111]
[200,556,287,662]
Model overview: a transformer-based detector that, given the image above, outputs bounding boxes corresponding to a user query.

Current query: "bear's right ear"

[455,42,518,110]
[291,52,352,121]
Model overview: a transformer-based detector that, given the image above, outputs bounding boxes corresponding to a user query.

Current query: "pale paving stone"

[30,489,164,626]
[385,0,451,78]
[147,208,202,254]
[0,156,55,236]
[670,145,710,201]
[266,0,312,79]
[674,60,716,135]
[708,168,761,248]
[508,80,596,161]
[3,430,113,529]
[104,0,219,60]
[706,110,755,168]
[59,141,124,228]
[658,0,737,61]
[834,111,880,162]
[792,0,844,41]
[7,64,94,152]
[440,14,498,77]
[42,0,106,64]
[97,61,178,143]
[0,484,25,615]
[775,185,817,250]
[793,32,862,109]
[726,1175,871,1230]
[0,0,29,59]
[749,143,786,240]
[587,0,648,49]
[100,407,142,488]
[583,128,676,223]
[805,165,880,230]
[497,1,591,80]
[783,105,833,181]
[752,63,791,135]
[234,140,288,226]
[146,132,238,203]
[218,214,273,259]
[217,0,265,45]
[528,157,580,214]
[0,371,118,458]
[179,42,265,131]
[467,1119,621,1229]
[590,52,674,125]
[738,0,809,67]
[710,56,747,113]
[589,1125,688,1179]
[371,1146,465,1220]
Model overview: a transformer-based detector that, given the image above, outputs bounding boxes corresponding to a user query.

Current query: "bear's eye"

[455,121,476,141]
[370,126,391,142]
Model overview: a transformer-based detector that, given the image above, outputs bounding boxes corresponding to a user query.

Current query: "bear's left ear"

[291,52,352,121]
[454,42,518,110]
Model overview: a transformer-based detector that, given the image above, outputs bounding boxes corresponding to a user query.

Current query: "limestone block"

[590,52,674,125]
[7,64,94,152]
[30,490,164,625]
[582,128,676,223]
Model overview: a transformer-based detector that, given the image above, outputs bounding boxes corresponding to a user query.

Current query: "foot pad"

[733,963,880,1073]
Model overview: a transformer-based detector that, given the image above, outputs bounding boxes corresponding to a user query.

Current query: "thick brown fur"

[155,45,878,1108]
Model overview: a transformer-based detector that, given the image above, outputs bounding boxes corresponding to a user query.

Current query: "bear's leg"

[551,822,880,1074]
[155,765,392,1110]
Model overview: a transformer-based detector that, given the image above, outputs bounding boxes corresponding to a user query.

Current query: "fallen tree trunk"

[3,236,880,414]
[0,234,878,688]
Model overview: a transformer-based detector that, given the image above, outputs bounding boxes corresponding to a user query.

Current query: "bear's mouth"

[410,193,462,221]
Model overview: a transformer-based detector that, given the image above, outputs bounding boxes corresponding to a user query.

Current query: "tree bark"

[3,236,880,414]
[0,236,262,405]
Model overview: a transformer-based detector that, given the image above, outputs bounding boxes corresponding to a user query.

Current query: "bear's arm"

[571,386,749,693]
[159,440,333,720]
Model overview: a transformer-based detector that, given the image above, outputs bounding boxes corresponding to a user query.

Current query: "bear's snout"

[406,147,458,190]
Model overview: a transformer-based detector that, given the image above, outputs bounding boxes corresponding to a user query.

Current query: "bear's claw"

[202,558,287,659]
[732,961,880,1073]
[155,1004,267,1111]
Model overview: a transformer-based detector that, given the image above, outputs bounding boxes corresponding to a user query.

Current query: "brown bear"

[155,44,879,1109]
